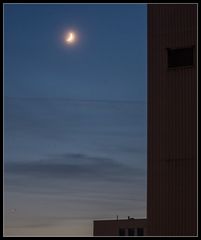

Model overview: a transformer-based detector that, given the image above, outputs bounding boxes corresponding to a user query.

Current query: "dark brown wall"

[93,218,147,236]
[147,4,197,236]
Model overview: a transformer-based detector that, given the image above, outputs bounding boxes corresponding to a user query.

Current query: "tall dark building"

[147,4,197,236]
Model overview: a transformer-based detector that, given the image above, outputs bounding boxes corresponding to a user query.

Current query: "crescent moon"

[66,32,74,43]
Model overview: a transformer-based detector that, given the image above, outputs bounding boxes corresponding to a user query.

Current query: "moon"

[65,32,75,44]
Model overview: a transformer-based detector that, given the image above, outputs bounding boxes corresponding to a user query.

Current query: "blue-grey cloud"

[5,152,145,182]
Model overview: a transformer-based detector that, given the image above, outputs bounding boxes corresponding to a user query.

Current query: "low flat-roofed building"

[93,218,147,236]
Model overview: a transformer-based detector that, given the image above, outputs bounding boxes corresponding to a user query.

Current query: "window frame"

[128,228,135,236]
[167,46,195,69]
[118,228,126,236]
[137,227,144,236]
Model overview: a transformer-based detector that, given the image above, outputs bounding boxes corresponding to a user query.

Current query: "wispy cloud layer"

[5,152,145,182]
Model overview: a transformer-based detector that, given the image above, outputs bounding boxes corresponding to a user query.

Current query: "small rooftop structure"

[93,217,147,236]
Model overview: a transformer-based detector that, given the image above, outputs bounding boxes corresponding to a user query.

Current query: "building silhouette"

[93,218,147,236]
[93,4,197,236]
[147,4,197,236]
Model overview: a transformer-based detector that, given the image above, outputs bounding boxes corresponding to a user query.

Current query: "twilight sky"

[4,3,147,236]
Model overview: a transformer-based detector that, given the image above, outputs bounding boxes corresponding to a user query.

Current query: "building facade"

[147,4,197,236]
[93,218,147,236]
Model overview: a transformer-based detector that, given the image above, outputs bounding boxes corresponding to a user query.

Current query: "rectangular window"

[119,228,126,236]
[137,228,144,236]
[128,228,135,236]
[167,47,194,68]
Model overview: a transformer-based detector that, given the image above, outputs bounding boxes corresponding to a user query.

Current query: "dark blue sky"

[4,4,147,236]
[4,4,146,101]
